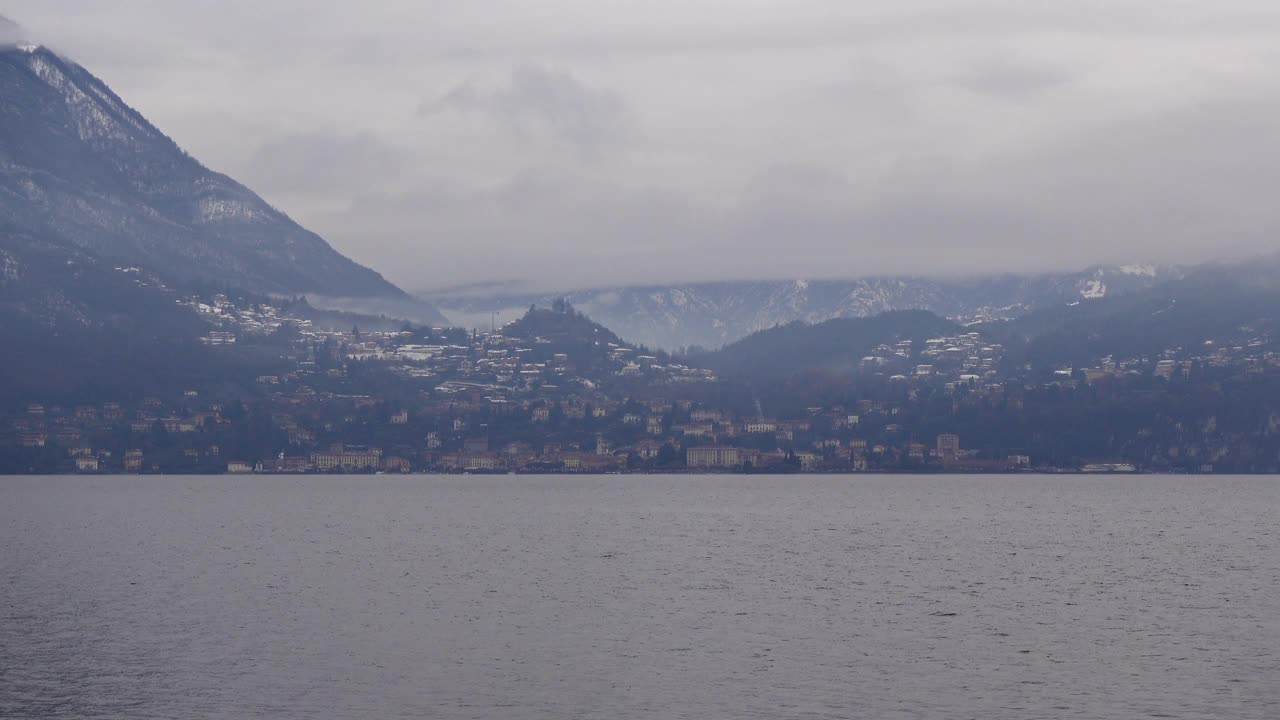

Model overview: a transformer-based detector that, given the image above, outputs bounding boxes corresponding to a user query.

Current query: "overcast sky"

[8,1,1280,292]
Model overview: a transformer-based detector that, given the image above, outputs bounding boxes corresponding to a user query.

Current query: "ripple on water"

[0,473,1278,720]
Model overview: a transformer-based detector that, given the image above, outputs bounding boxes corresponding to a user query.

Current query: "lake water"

[2,474,1277,719]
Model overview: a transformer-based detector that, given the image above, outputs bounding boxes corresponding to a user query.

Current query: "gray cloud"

[0,13,26,45]
[312,169,708,292]
[8,1,1280,291]
[244,130,414,195]
[953,61,1073,98]
[421,65,632,152]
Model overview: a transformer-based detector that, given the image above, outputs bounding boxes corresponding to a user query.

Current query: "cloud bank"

[8,1,1280,292]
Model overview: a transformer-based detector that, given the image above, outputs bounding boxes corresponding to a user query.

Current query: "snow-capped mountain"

[426,265,1183,350]
[0,36,443,322]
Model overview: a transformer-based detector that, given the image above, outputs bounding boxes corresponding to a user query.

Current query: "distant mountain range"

[695,310,960,382]
[4,18,1273,384]
[0,37,445,324]
[425,264,1183,350]
[683,253,1280,384]
[1004,253,1280,372]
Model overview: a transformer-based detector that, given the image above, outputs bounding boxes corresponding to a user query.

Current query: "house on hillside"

[686,446,740,469]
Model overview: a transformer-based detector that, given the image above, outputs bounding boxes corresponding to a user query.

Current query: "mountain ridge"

[0,42,445,323]
[426,264,1183,350]
[694,309,962,382]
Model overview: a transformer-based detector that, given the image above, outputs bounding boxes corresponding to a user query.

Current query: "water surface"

[2,474,1277,719]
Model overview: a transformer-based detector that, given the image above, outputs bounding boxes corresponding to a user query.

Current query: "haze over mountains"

[426,264,1183,350]
[2,11,1277,365]
[687,250,1280,384]
[5,11,1280,476]
[0,28,445,324]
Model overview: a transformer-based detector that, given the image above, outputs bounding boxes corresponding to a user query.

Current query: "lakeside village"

[4,294,1280,475]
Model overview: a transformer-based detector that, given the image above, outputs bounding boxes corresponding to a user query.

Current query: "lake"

[2,474,1277,719]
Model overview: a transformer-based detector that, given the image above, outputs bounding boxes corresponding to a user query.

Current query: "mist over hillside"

[426,264,1181,350]
[0,41,446,325]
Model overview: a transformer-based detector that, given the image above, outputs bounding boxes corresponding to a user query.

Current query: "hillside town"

[5,293,1280,475]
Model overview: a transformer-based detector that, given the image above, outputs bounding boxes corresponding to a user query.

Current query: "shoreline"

[5,469,1248,477]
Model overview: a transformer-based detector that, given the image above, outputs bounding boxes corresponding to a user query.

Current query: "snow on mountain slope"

[0,41,444,323]
[427,266,1184,350]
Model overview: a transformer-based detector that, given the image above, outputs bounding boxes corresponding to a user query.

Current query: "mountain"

[425,265,1181,350]
[688,252,1280,385]
[695,310,960,382]
[1000,253,1280,371]
[0,220,436,403]
[0,38,445,323]
[0,225,199,338]
[500,302,640,373]
[503,302,624,347]
[0,224,255,403]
